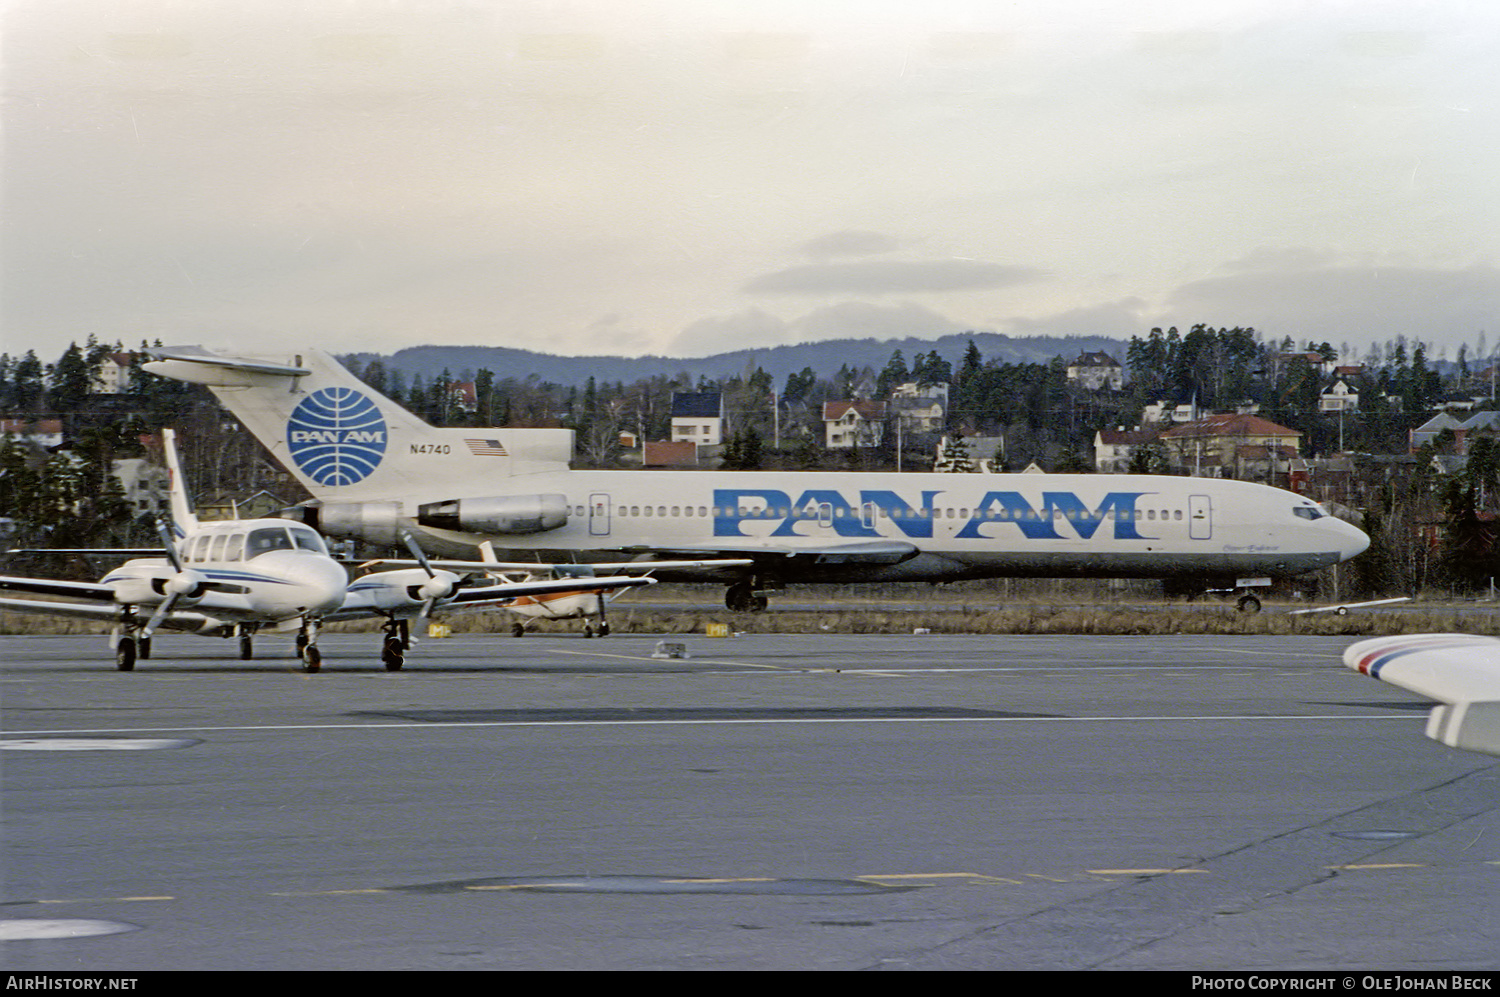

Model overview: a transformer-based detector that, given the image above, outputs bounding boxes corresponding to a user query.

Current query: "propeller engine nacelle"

[111,569,210,607]
[416,495,569,536]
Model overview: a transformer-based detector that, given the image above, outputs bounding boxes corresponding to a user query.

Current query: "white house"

[823,400,886,449]
[670,392,723,447]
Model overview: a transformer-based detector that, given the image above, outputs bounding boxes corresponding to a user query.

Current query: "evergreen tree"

[876,351,908,398]
[12,350,45,410]
[49,342,93,412]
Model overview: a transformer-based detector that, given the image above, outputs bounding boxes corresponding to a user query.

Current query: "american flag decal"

[465,438,509,456]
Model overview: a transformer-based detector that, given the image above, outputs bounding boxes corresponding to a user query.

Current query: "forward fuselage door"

[1188,494,1212,540]
[589,493,611,537]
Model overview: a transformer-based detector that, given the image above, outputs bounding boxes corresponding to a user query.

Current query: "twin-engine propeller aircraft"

[144,346,1371,609]
[0,432,653,671]
[1344,634,1500,756]
[0,429,348,670]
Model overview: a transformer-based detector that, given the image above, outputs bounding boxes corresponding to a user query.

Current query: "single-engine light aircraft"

[145,347,1371,612]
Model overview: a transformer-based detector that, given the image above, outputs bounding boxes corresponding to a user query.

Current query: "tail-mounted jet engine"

[283,494,570,542]
[416,495,569,535]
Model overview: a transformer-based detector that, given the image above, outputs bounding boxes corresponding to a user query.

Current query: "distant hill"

[340,333,1130,386]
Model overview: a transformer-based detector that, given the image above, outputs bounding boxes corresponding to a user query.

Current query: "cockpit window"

[246,526,329,557]
[1292,506,1326,521]
[246,527,295,556]
[289,527,328,555]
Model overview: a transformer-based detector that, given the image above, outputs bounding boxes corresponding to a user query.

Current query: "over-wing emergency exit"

[144,347,1370,611]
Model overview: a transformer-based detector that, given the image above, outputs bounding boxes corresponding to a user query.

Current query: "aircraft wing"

[440,574,654,608]
[0,596,218,634]
[619,540,921,567]
[0,575,119,601]
[6,548,166,558]
[1344,634,1500,756]
[356,557,755,574]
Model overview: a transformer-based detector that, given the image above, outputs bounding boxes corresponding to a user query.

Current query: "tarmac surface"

[1,631,1496,971]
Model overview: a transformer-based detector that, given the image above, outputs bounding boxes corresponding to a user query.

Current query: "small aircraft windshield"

[246,528,294,556]
[246,526,330,557]
[289,527,329,555]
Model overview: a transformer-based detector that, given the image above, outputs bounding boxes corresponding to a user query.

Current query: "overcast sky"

[4,0,1498,368]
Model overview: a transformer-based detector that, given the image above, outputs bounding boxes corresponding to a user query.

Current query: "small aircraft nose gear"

[296,619,322,672]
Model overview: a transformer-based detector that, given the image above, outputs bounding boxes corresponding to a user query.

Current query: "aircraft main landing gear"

[725,581,769,613]
[380,620,405,670]
[115,636,136,672]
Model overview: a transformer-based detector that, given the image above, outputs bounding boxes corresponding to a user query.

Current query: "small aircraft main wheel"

[1335,606,1349,616]
[598,621,610,637]
[1236,594,1262,614]
[303,646,322,673]
[296,632,309,655]
[382,637,404,671]
[139,637,152,659]
[116,637,137,672]
[239,634,254,660]
[511,623,525,637]
[583,625,594,638]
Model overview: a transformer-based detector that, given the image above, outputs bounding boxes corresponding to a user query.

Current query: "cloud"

[744,260,1048,295]
[1165,263,1500,351]
[797,230,907,259]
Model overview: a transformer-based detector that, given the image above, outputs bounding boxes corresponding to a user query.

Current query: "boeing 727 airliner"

[145,347,1370,612]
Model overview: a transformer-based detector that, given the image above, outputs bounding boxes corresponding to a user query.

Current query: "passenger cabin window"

[227,534,245,561]
[209,535,228,561]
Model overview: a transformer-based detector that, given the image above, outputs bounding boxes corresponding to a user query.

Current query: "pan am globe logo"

[286,388,388,486]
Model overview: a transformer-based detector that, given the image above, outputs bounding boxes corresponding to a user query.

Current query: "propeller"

[142,518,204,640]
[400,530,456,628]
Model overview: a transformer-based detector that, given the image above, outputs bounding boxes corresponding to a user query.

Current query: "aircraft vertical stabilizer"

[144,347,573,505]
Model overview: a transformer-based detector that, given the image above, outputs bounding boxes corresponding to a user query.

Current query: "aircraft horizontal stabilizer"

[149,346,310,379]
[1344,634,1500,756]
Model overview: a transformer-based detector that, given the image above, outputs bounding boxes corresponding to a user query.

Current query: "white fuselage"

[143,348,1372,589]
[395,470,1369,585]
[101,520,348,631]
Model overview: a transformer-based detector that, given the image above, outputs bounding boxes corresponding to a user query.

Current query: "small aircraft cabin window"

[226,534,245,561]
[209,535,228,560]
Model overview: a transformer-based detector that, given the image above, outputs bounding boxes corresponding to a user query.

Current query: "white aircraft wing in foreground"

[1344,634,1500,756]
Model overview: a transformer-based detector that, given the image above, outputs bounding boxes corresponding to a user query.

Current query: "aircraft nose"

[300,559,350,615]
[1336,517,1370,561]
